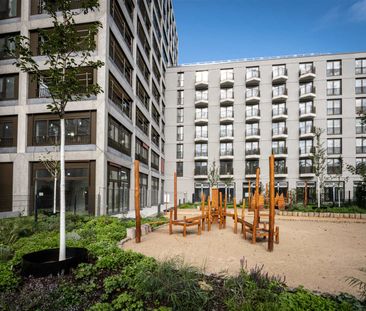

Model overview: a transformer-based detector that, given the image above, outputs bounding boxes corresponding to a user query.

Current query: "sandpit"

[122,209,366,297]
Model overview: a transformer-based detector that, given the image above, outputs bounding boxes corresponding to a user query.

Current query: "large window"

[136,108,149,136]
[272,140,286,154]
[327,138,342,155]
[356,58,366,75]
[151,127,160,147]
[356,98,366,114]
[151,177,159,206]
[272,64,287,77]
[136,48,150,84]
[0,74,18,101]
[246,141,259,155]
[299,159,313,174]
[110,0,133,52]
[0,0,20,19]
[327,80,342,96]
[220,124,233,137]
[139,173,148,209]
[220,88,233,100]
[194,161,207,175]
[135,138,149,165]
[246,86,259,98]
[274,159,287,174]
[136,78,150,110]
[299,82,314,96]
[195,90,208,101]
[107,164,130,214]
[108,116,131,155]
[327,99,342,115]
[299,62,314,75]
[327,60,341,76]
[28,112,95,146]
[195,71,208,83]
[299,120,314,135]
[195,125,208,139]
[220,160,233,175]
[356,78,366,95]
[272,121,287,135]
[195,143,207,157]
[0,32,17,60]
[246,160,259,175]
[152,104,160,125]
[177,126,183,141]
[327,158,342,174]
[177,108,184,123]
[176,144,183,159]
[272,103,286,116]
[137,18,150,57]
[299,101,314,115]
[195,107,208,119]
[356,118,366,134]
[108,72,132,119]
[246,122,259,136]
[356,138,366,154]
[177,90,184,105]
[0,115,17,147]
[177,72,184,87]
[220,69,234,81]
[299,139,313,154]
[176,162,183,177]
[272,84,287,97]
[151,150,159,170]
[221,106,233,118]
[246,67,259,80]
[327,119,342,135]
[220,142,233,156]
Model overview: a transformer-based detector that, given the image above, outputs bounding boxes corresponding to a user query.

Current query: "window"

[161,139,165,154]
[152,104,160,125]
[357,138,366,154]
[299,120,314,135]
[327,60,341,76]
[246,122,259,136]
[194,161,207,175]
[176,162,183,177]
[246,160,259,175]
[356,158,366,172]
[272,140,286,154]
[0,0,20,19]
[151,127,160,147]
[136,108,149,136]
[31,0,82,15]
[356,98,366,114]
[0,32,17,60]
[177,90,184,105]
[220,124,233,137]
[299,101,314,116]
[137,19,151,57]
[29,112,95,146]
[151,151,159,170]
[299,159,313,174]
[327,138,342,155]
[0,115,17,147]
[195,71,208,83]
[108,72,132,119]
[110,0,133,52]
[107,164,130,214]
[299,82,314,96]
[195,90,208,101]
[274,159,287,174]
[327,158,342,174]
[195,143,207,157]
[139,172,148,208]
[221,106,233,118]
[246,67,260,80]
[272,103,286,116]
[356,78,366,94]
[272,121,287,135]
[246,141,259,155]
[327,80,342,96]
[220,88,234,100]
[327,119,342,135]
[176,144,183,159]
[356,118,366,134]
[195,107,208,119]
[177,72,184,87]
[108,116,131,155]
[177,126,183,141]
[356,58,366,75]
[152,58,161,83]
[220,142,233,156]
[195,125,208,139]
[136,48,150,83]
[220,69,234,81]
[0,74,18,100]
[327,99,341,115]
[246,86,259,98]
[220,160,233,175]
[299,62,314,75]
[135,138,149,165]
[152,81,160,104]
[272,65,287,77]
[177,108,184,123]
[299,139,313,154]
[109,32,133,85]
[272,84,287,97]
[138,0,151,31]
[136,78,150,110]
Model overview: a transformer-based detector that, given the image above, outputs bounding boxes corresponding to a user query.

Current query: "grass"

[0,214,364,310]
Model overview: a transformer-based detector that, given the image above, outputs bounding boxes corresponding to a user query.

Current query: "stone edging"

[275,210,366,219]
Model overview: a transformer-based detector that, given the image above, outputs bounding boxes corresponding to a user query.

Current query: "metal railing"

[246,109,260,118]
[246,129,260,136]
[194,167,208,175]
[299,166,313,174]
[246,89,260,98]
[272,147,287,154]
[272,127,288,136]
[272,108,287,116]
[299,106,316,116]
[246,148,260,155]
[299,85,316,96]
[299,66,316,76]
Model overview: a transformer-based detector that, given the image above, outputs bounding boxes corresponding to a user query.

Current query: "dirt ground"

[123,209,366,297]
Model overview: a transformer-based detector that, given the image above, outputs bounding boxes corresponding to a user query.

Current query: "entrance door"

[0,163,13,212]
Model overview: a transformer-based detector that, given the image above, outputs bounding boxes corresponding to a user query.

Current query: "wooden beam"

[134,160,141,243]
[268,154,275,251]
[252,168,260,244]
[233,197,238,234]
[174,172,177,220]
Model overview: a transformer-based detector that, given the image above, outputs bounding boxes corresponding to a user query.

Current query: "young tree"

[10,0,104,260]
[208,160,220,189]
[40,153,60,214]
[311,127,327,208]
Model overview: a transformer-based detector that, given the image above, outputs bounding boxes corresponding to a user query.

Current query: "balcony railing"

[272,88,288,97]
[246,109,260,118]
[220,150,233,156]
[246,148,260,155]
[272,108,287,117]
[195,134,208,139]
[272,147,287,154]
[356,87,366,95]
[220,130,234,138]
[299,85,316,96]
[246,71,260,80]
[299,126,315,135]
[220,167,233,175]
[195,151,208,157]
[272,67,287,78]
[246,89,260,98]
[220,95,234,101]
[195,112,208,119]
[195,95,208,102]
[272,127,288,136]
[299,166,313,174]
[299,146,315,155]
[299,106,316,116]
[274,166,288,174]
[220,111,234,118]
[108,137,130,155]
[194,167,208,175]
[246,129,260,136]
[33,134,91,146]
[0,138,14,147]
[299,66,315,76]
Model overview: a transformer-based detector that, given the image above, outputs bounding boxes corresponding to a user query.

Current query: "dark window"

[356,58,366,75]
[108,115,131,156]
[31,0,81,15]
[356,98,366,114]
[137,18,151,57]
[151,127,160,147]
[327,99,342,115]
[356,78,366,95]
[0,32,18,60]
[151,177,159,205]
[327,138,342,155]
[152,81,160,103]
[136,48,150,84]
[176,162,183,177]
[108,72,132,119]
[195,143,207,157]
[246,160,259,175]
[327,80,342,96]
[220,160,233,175]
[0,115,17,147]
[138,0,151,31]
[326,60,342,76]
[139,172,148,208]
[151,150,159,170]
[152,58,161,83]
[357,138,366,154]
[0,74,18,100]
[135,138,149,165]
[152,104,160,125]
[136,78,150,110]
[111,0,134,52]
[123,0,135,20]
[327,158,342,174]
[194,161,207,175]
[107,164,130,214]
[153,35,161,62]
[299,159,313,174]
[136,108,149,136]
[1,0,20,19]
[327,119,342,135]
[356,118,366,134]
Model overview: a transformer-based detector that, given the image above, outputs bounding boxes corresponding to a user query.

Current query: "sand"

[122,209,366,297]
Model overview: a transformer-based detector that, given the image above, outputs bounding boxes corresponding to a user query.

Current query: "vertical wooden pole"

[219,192,222,229]
[242,199,245,236]
[233,197,238,233]
[252,168,260,244]
[224,194,227,228]
[268,155,275,252]
[208,196,211,231]
[248,180,251,209]
[174,172,177,220]
[265,183,269,205]
[134,160,141,243]
[201,193,205,231]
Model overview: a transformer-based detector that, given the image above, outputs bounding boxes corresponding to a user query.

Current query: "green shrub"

[88,302,114,311]
[112,293,144,311]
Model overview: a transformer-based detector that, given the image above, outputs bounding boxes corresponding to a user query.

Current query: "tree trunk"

[53,176,57,214]
[317,176,321,208]
[59,118,66,261]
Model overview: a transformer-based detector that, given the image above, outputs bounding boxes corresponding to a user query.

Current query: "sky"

[172,0,366,64]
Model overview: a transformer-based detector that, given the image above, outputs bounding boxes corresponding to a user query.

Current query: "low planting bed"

[0,214,364,310]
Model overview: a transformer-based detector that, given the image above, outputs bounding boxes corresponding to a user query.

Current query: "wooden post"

[169,209,173,234]
[219,192,222,229]
[134,160,141,243]
[233,197,238,234]
[268,155,275,252]
[304,181,308,208]
[252,168,260,244]
[248,180,251,208]
[201,193,205,231]
[224,194,227,228]
[174,172,177,220]
[265,183,269,205]
[207,196,211,231]
[242,199,246,237]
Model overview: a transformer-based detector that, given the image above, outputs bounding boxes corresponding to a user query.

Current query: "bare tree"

[208,160,220,189]
[40,153,60,214]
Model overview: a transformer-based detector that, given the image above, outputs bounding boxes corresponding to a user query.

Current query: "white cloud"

[349,0,366,22]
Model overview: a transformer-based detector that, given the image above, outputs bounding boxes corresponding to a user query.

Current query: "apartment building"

[165,52,366,203]
[0,0,178,215]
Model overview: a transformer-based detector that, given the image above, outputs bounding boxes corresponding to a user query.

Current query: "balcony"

[195,80,208,90]
[220,167,234,178]
[194,167,208,179]
[220,73,234,87]
[220,112,234,123]
[272,68,288,83]
[220,150,234,160]
[272,88,288,102]
[299,106,316,119]
[272,127,288,139]
[246,148,260,159]
[245,109,261,122]
[194,152,208,161]
[195,113,208,125]
[245,128,260,140]
[299,166,315,178]
[272,147,288,157]
[195,96,208,107]
[272,108,288,121]
[245,168,257,178]
[299,147,315,158]
[220,96,234,105]
[299,67,316,81]
[274,166,288,177]
[246,71,261,85]
[245,89,260,104]
[219,131,234,142]
[299,126,315,138]
[195,135,208,143]
[299,86,316,100]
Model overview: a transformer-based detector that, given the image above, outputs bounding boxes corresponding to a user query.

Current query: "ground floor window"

[140,173,148,209]
[107,164,130,214]
[151,177,159,206]
[194,182,209,202]
[296,181,316,204]
[31,161,95,215]
[0,163,13,212]
[353,181,366,207]
[324,181,345,203]
[218,182,234,203]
